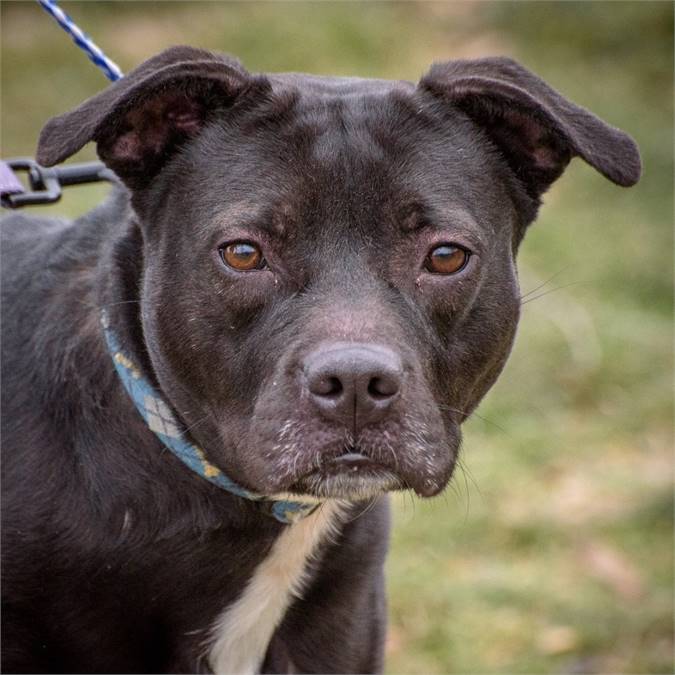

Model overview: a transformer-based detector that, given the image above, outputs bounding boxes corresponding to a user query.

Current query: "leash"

[36,0,123,82]
[1,1,122,210]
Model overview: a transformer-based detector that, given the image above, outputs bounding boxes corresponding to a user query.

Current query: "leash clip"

[1,158,114,209]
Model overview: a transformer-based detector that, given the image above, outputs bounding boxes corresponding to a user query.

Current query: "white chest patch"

[206,501,345,674]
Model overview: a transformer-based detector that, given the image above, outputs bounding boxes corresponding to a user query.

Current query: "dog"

[1,46,640,674]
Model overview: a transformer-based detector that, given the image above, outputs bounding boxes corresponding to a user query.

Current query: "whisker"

[405,489,417,518]
[344,496,379,523]
[457,456,484,504]
[520,280,586,306]
[179,414,211,438]
[447,479,463,506]
[383,438,399,472]
[455,460,472,523]
[519,266,571,300]
[438,404,509,435]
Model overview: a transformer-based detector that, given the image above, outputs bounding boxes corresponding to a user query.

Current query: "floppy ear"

[419,57,641,205]
[36,46,269,189]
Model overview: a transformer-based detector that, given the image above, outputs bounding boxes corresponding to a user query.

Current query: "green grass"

[2,2,672,672]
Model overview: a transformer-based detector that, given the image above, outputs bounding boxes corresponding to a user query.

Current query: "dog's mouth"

[242,408,458,501]
[289,447,406,500]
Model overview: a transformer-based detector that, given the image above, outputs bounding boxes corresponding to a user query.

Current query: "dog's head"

[37,47,640,500]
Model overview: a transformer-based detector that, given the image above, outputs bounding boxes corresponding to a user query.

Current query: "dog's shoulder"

[1,186,131,301]
[0,185,132,454]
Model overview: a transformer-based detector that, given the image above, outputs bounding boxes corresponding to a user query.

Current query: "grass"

[1,2,672,673]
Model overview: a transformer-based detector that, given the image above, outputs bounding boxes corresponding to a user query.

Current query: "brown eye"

[424,244,470,275]
[219,242,266,271]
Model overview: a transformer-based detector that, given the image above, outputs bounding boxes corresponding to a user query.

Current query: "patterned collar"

[100,310,318,524]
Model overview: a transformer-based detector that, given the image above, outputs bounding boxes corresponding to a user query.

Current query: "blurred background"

[2,2,672,672]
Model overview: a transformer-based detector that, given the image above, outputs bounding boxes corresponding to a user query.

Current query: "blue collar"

[100,310,318,524]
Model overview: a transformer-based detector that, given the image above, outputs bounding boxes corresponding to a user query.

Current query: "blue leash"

[37,0,123,82]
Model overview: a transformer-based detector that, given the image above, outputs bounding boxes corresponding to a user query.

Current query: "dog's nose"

[303,343,403,432]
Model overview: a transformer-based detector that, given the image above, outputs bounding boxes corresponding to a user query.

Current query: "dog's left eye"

[219,242,267,272]
[424,244,471,275]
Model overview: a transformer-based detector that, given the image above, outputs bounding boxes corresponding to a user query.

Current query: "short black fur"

[1,47,640,673]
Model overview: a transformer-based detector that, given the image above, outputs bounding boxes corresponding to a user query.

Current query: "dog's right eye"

[424,244,471,275]
[219,242,266,272]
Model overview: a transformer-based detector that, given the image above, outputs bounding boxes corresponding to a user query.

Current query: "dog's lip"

[288,451,404,497]
[289,467,404,500]
[331,451,382,471]
[313,452,391,478]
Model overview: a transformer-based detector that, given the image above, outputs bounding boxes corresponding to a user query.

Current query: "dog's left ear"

[419,57,641,207]
[36,46,269,190]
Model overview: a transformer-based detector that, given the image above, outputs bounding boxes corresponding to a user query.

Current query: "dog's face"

[37,48,640,500]
[140,83,523,500]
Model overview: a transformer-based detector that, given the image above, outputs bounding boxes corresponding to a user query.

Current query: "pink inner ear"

[113,131,145,162]
[502,108,560,171]
[531,145,559,171]
[108,93,205,164]
[166,99,203,135]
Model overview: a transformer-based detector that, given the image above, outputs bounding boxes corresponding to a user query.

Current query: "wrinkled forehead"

[177,74,513,238]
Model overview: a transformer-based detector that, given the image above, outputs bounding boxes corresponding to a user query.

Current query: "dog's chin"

[288,453,405,500]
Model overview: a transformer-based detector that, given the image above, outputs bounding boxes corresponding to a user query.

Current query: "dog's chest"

[206,501,343,674]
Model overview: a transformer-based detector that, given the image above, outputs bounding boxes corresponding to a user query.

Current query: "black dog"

[1,47,640,674]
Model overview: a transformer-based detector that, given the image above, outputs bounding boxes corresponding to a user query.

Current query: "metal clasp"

[1,158,114,209]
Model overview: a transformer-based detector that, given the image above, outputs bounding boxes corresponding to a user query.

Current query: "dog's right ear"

[36,46,269,190]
